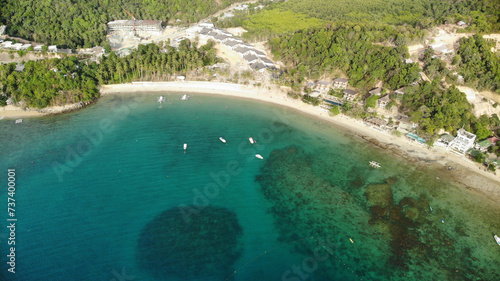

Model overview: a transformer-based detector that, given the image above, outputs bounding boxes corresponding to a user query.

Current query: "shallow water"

[0,93,499,280]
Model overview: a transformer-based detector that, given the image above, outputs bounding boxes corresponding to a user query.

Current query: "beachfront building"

[332,78,348,89]
[449,129,476,154]
[343,89,358,101]
[396,116,416,131]
[474,139,492,152]
[107,20,163,35]
[438,134,455,147]
[407,133,426,144]
[366,117,386,129]
[313,81,331,94]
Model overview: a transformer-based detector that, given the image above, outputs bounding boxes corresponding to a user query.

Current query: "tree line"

[0,40,219,108]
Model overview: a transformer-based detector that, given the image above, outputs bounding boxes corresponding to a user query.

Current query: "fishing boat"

[369,161,381,168]
[255,154,263,159]
[495,235,500,245]
[349,238,354,243]
[157,96,165,103]
[15,119,22,124]
[249,137,255,144]
[219,137,227,143]
[183,143,187,150]
[180,94,190,101]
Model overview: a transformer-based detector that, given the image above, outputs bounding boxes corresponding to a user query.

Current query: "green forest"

[0,40,219,108]
[280,0,500,32]
[0,56,99,108]
[455,34,500,93]
[216,0,500,40]
[0,0,244,48]
[268,24,422,91]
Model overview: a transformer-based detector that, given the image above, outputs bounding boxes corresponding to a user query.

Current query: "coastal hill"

[0,0,248,48]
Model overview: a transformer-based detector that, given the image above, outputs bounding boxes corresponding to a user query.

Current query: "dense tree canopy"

[455,34,500,93]
[0,0,244,48]
[280,0,499,32]
[97,40,219,84]
[0,56,99,108]
[268,25,421,91]
[0,40,219,108]
[401,82,475,134]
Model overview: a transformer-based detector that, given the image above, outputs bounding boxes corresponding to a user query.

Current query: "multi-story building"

[449,129,476,154]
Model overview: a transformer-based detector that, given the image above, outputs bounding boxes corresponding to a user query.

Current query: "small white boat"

[369,161,381,168]
[219,137,226,143]
[180,94,190,101]
[15,119,23,124]
[495,235,500,245]
[157,96,165,103]
[183,143,187,150]
[255,154,263,159]
[249,137,255,144]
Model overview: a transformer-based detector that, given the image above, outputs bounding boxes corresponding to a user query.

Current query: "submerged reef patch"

[136,206,243,279]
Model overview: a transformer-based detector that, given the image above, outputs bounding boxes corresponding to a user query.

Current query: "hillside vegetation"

[0,40,219,108]
[268,24,422,90]
[455,35,500,93]
[0,0,244,48]
[280,0,500,32]
[242,10,327,40]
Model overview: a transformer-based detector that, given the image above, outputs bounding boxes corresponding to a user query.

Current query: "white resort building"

[107,20,163,35]
[449,129,476,154]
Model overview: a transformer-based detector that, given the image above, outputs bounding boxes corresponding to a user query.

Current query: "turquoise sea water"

[0,93,499,281]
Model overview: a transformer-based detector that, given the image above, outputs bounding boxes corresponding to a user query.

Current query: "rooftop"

[223,40,240,47]
[457,128,476,140]
[333,78,348,83]
[316,80,330,85]
[343,89,357,95]
[440,133,455,142]
[234,46,251,54]
[369,87,382,95]
[243,54,258,62]
[477,139,492,148]
[108,20,162,26]
[379,95,390,103]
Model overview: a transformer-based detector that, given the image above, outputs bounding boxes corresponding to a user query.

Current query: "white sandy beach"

[4,81,500,200]
[101,81,500,200]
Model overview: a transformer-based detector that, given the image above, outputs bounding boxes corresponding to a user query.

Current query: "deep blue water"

[0,93,499,281]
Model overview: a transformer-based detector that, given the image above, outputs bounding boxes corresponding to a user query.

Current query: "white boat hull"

[249,137,255,144]
[255,154,263,159]
[183,143,187,150]
[495,235,500,245]
[219,137,226,143]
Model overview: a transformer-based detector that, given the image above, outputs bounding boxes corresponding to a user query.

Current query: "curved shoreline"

[3,81,500,199]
